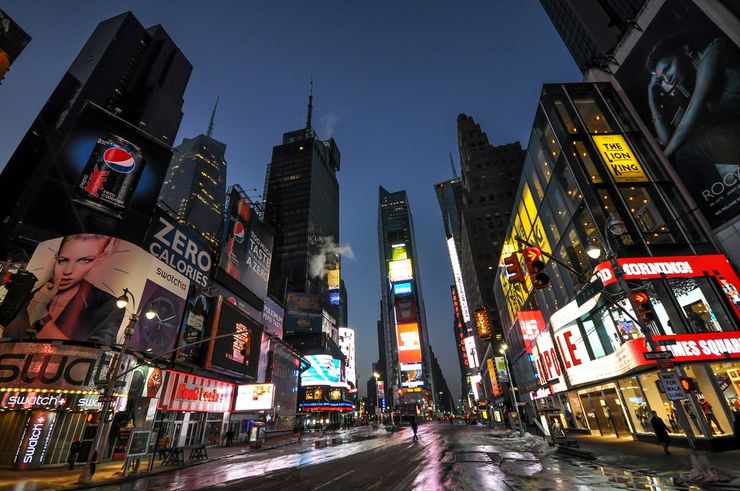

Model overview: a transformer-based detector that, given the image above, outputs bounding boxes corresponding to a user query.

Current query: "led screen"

[393,282,412,296]
[396,322,422,364]
[300,355,343,387]
[388,259,413,282]
[234,383,274,411]
[391,244,408,261]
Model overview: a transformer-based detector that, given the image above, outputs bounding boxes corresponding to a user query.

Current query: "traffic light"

[504,253,525,284]
[523,247,549,289]
[632,291,657,324]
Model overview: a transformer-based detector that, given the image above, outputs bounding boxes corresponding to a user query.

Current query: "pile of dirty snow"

[489,430,554,454]
[676,452,735,485]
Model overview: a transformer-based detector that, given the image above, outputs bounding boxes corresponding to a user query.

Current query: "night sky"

[0,1,581,400]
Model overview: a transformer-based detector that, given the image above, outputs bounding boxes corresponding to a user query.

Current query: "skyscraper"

[378,186,435,412]
[0,11,191,252]
[159,100,227,248]
[264,89,341,300]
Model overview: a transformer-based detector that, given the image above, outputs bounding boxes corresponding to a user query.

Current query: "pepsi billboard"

[219,188,274,300]
[17,102,173,245]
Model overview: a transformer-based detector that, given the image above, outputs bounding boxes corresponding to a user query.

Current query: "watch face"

[140,295,178,355]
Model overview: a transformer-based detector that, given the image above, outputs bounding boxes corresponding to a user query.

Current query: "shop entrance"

[579,386,630,437]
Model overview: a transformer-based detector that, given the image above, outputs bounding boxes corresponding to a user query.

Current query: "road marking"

[313,470,355,490]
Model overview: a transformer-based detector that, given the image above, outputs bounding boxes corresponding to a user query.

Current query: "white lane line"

[313,469,355,490]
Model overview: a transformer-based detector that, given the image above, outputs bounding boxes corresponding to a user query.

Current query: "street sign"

[575,278,604,307]
[658,371,687,401]
[656,359,674,370]
[657,339,677,346]
[644,350,674,360]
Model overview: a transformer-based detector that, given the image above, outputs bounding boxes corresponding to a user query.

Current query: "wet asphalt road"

[90,424,705,491]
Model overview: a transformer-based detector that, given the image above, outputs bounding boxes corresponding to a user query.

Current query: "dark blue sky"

[0,1,580,399]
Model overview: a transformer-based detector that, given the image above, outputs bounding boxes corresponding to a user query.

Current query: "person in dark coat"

[650,411,671,454]
[410,418,418,441]
[67,437,81,470]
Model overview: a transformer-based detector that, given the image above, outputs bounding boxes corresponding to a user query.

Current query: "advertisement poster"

[234,383,274,411]
[300,355,343,387]
[19,103,173,244]
[13,411,57,470]
[219,188,273,299]
[396,322,422,364]
[144,207,213,288]
[284,292,322,333]
[207,298,262,377]
[261,297,284,338]
[3,235,188,348]
[615,0,740,228]
[176,288,211,363]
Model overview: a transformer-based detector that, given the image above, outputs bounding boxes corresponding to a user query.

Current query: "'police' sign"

[145,208,212,287]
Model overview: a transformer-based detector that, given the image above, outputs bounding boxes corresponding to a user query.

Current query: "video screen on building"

[206,299,262,377]
[396,322,422,364]
[234,383,274,411]
[300,355,343,387]
[388,259,413,282]
[614,0,740,229]
[391,244,408,261]
[393,282,412,296]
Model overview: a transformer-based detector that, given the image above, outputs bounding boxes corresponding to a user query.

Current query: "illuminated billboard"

[327,267,340,290]
[396,322,422,364]
[446,238,471,323]
[487,358,502,397]
[473,307,492,341]
[592,135,648,183]
[300,355,344,387]
[394,298,417,324]
[338,327,356,386]
[329,290,340,305]
[516,310,546,353]
[206,298,262,377]
[391,243,408,261]
[464,336,479,369]
[393,282,412,296]
[494,356,508,383]
[388,259,413,282]
[614,0,740,228]
[2,235,188,355]
[234,383,274,411]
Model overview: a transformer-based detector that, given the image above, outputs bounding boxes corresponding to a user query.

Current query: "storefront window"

[668,278,731,333]
[638,372,686,435]
[577,384,630,437]
[567,391,589,429]
[683,365,732,436]
[618,377,652,433]
[710,361,740,414]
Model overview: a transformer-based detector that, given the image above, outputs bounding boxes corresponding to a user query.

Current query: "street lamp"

[373,372,383,426]
[78,288,154,484]
[498,344,524,435]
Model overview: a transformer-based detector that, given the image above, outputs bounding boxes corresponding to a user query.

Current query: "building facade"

[377,186,435,415]
[493,82,740,450]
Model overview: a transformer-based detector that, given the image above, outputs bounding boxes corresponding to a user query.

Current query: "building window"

[618,186,675,244]
[569,89,614,134]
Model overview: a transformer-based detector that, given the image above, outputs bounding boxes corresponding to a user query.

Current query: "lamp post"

[78,288,156,484]
[373,371,383,426]
[499,344,524,435]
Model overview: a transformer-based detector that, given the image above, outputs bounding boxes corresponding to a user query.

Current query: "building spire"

[449,152,458,179]
[207,96,219,138]
[305,78,313,129]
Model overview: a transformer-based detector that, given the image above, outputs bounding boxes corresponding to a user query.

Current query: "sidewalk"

[0,431,319,491]
[563,432,740,485]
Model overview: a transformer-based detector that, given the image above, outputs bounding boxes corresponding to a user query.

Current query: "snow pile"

[489,430,555,454]
[676,452,735,485]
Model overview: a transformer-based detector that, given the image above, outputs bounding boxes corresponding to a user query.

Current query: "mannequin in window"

[664,402,680,433]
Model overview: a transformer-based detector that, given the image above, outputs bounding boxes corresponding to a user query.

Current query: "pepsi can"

[74,134,144,217]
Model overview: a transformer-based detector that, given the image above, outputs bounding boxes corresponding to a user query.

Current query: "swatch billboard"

[2,235,188,355]
[614,0,740,229]
[219,188,273,299]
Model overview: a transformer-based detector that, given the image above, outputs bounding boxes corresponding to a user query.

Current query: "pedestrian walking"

[410,418,418,441]
[90,450,98,476]
[67,437,81,470]
[650,411,671,454]
[225,429,234,446]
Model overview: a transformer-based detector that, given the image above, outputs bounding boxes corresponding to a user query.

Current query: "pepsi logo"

[103,147,136,173]
[233,222,245,243]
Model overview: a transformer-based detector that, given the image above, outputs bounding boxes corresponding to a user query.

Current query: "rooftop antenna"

[207,96,219,138]
[449,152,458,179]
[305,78,313,129]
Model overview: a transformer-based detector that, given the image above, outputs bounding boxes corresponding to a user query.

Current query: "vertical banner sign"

[13,411,57,470]
[494,356,509,383]
[474,307,492,341]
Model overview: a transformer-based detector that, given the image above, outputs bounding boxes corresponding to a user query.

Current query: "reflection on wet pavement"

[83,426,719,491]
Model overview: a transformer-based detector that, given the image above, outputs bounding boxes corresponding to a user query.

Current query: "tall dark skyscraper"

[429,347,455,414]
[0,11,191,251]
[159,100,227,248]
[264,92,341,300]
[539,0,645,70]
[378,186,435,412]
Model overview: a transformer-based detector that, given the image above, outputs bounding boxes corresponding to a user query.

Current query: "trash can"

[249,422,266,449]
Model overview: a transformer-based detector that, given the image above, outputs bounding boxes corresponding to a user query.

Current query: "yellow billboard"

[327,267,340,290]
[388,259,413,282]
[592,134,648,183]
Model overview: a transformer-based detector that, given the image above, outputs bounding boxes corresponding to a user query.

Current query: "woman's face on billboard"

[54,236,108,291]
[655,54,686,92]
